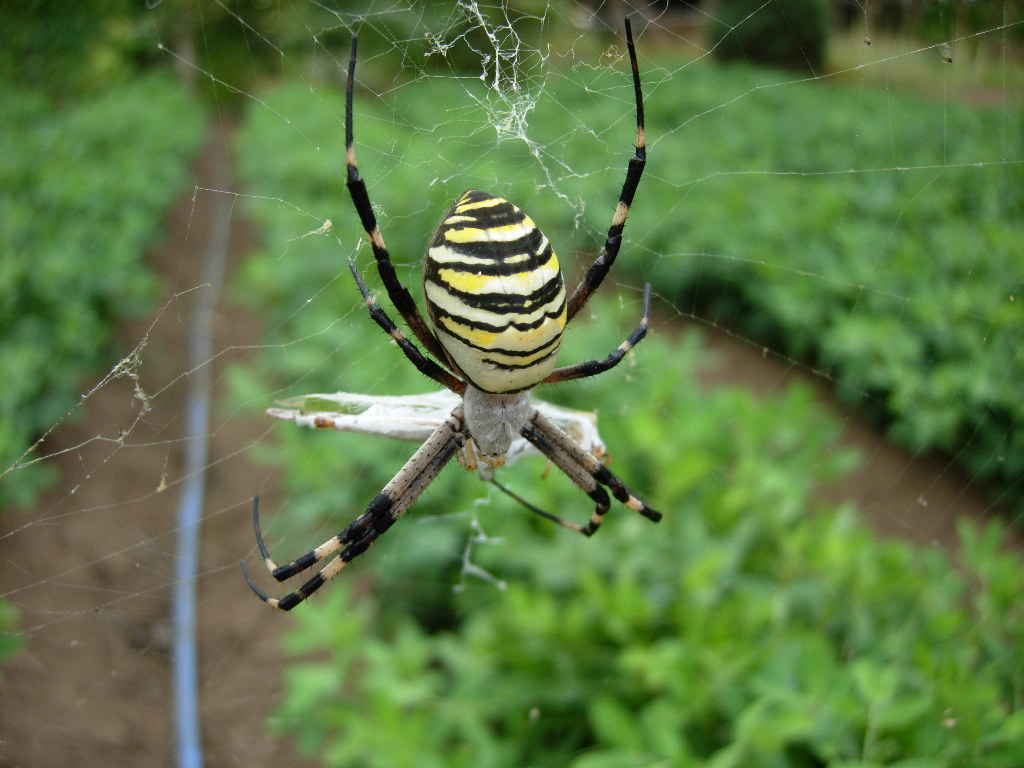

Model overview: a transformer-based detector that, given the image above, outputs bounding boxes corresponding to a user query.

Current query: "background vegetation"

[2,0,1022,761]
[0,75,204,508]
[707,0,830,73]
[628,63,1023,520]
[0,1,205,674]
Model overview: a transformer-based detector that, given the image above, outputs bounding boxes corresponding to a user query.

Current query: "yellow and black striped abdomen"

[424,189,566,394]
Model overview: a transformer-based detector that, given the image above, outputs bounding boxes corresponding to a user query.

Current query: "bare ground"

[0,127,1010,767]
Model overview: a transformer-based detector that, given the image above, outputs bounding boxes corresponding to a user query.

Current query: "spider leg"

[489,477,598,534]
[518,408,661,537]
[241,408,466,610]
[543,283,650,385]
[349,261,466,393]
[565,17,646,324]
[345,35,451,365]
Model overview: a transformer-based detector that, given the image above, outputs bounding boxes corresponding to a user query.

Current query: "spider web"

[1,1,1022,765]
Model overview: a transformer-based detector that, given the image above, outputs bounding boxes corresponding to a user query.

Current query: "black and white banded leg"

[545,283,651,385]
[565,17,647,323]
[348,260,465,394]
[242,409,466,610]
[344,35,452,366]
[516,409,661,537]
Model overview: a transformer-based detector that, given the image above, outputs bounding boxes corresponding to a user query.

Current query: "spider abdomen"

[424,189,566,394]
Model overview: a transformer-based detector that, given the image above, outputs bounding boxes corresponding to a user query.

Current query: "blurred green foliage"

[0,0,185,97]
[0,74,205,507]
[707,0,830,73]
[0,598,22,672]
[0,0,125,95]
[232,50,1023,766]
[857,0,1024,48]
[624,62,1023,520]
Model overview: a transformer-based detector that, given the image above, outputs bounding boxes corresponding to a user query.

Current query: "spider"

[242,18,660,611]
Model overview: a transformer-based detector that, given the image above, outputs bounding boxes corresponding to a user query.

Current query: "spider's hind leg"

[241,408,467,610]
[241,493,395,610]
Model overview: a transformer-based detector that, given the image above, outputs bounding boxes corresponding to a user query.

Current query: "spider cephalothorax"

[242,18,659,611]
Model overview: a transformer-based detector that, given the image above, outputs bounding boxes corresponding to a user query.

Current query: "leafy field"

[628,62,1024,518]
[231,55,1023,767]
[0,74,205,508]
[267,338,1024,767]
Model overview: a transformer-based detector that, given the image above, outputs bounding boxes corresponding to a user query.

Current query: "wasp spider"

[242,18,660,610]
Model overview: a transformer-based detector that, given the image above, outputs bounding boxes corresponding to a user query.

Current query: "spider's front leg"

[241,408,466,610]
[348,261,464,394]
[565,17,647,322]
[344,34,451,366]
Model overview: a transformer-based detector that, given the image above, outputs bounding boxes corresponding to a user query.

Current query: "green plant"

[625,62,1024,519]
[707,0,829,74]
[0,598,22,674]
[0,74,205,507]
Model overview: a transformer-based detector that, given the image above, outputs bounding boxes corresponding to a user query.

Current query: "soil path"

[0,125,1009,766]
